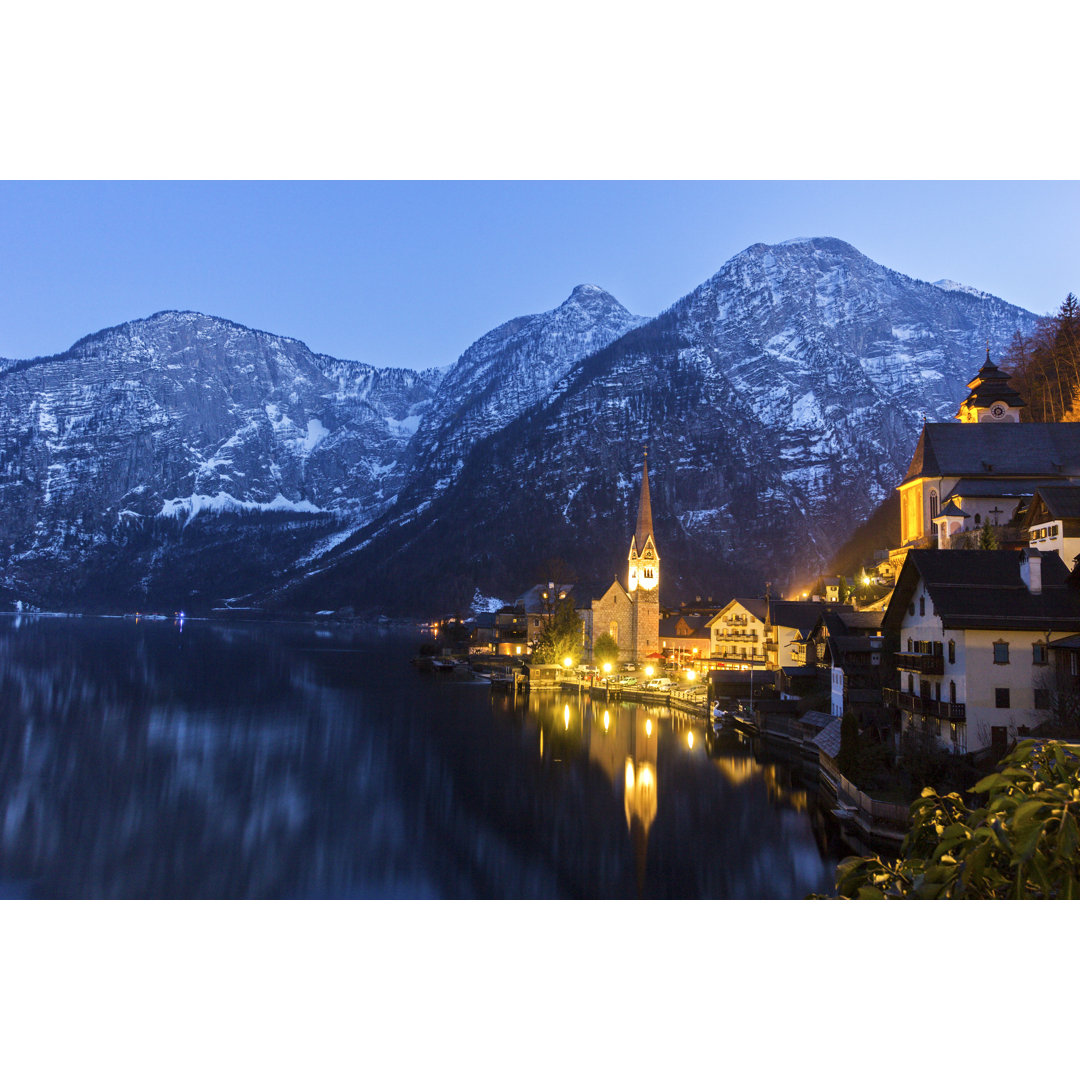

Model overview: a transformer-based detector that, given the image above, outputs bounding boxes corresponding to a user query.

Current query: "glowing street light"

[563,656,573,668]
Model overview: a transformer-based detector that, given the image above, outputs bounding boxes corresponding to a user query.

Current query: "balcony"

[884,687,965,720]
[894,651,944,675]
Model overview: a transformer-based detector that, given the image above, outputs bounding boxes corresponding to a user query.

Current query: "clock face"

[990,403,1006,418]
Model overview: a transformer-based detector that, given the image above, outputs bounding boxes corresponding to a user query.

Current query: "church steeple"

[634,447,654,550]
[628,449,659,594]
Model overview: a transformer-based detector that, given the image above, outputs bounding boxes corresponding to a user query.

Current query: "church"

[893,349,1080,565]
[585,452,660,664]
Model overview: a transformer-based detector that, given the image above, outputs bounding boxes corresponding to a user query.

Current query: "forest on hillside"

[1002,293,1080,421]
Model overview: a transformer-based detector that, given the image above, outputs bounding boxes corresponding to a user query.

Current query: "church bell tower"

[628,449,660,661]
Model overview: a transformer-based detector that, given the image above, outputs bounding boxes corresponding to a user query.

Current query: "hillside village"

[440,348,1080,806]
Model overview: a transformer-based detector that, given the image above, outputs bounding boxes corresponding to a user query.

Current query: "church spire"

[634,447,653,547]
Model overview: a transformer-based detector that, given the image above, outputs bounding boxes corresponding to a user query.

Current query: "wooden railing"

[884,687,965,719]
[894,651,944,675]
[819,756,910,827]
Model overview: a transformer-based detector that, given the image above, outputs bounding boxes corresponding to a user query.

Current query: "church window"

[609,622,618,644]
[919,596,925,616]
[948,640,955,664]
[949,680,956,704]
[643,567,654,579]
[929,491,938,519]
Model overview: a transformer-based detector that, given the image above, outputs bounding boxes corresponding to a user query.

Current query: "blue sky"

[1,180,1077,371]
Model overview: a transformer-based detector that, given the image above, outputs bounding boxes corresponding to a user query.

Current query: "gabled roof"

[1023,485,1080,527]
[901,423,1080,485]
[884,548,1080,632]
[836,610,884,632]
[769,600,850,635]
[705,596,768,628]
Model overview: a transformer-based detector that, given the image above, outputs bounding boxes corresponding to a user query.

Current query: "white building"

[706,597,768,669]
[883,547,1080,755]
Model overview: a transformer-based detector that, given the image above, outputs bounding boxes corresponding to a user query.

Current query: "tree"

[836,712,861,777]
[831,740,1080,899]
[978,521,998,550]
[593,632,619,668]
[531,598,584,666]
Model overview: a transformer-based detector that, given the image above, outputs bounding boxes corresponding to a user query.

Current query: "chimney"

[1021,548,1042,595]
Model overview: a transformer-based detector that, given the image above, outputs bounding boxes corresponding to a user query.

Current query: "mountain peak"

[565,283,616,306]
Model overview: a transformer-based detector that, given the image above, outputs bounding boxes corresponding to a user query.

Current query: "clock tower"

[956,346,1025,423]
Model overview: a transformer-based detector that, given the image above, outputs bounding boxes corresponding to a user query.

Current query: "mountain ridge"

[0,238,1041,614]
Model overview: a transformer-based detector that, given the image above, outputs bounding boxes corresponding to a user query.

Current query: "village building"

[1021,484,1080,570]
[658,613,711,669]
[705,597,768,670]
[882,547,1080,756]
[587,452,660,663]
[803,609,886,720]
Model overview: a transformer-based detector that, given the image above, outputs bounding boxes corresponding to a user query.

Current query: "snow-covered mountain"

[0,239,1041,614]
[0,311,445,608]
[274,238,1040,614]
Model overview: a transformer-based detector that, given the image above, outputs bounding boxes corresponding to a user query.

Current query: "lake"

[0,616,841,898]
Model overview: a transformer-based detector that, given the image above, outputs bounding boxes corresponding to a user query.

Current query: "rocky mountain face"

[0,239,1041,615]
[0,312,444,609]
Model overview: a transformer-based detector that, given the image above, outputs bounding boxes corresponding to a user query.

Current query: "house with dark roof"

[882,547,1080,755]
[766,600,849,670]
[658,613,711,669]
[1021,484,1080,570]
[805,609,887,720]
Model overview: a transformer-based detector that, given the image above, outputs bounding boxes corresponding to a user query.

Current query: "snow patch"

[471,589,505,614]
[158,491,325,527]
[303,418,329,452]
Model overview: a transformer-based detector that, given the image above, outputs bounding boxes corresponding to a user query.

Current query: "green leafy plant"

[832,740,1080,899]
[593,632,619,667]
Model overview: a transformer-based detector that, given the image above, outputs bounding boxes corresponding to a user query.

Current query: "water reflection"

[516,690,836,898]
[0,618,838,898]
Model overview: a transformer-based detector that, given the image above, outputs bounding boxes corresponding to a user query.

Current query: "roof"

[956,354,1026,415]
[902,423,1080,485]
[658,614,710,638]
[799,710,834,731]
[813,717,844,758]
[937,498,970,519]
[706,596,768,627]
[945,479,1035,499]
[836,610,884,631]
[884,548,1080,632]
[769,600,850,635]
[633,452,653,548]
[1024,485,1080,525]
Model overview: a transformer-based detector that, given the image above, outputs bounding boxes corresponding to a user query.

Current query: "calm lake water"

[0,616,841,898]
